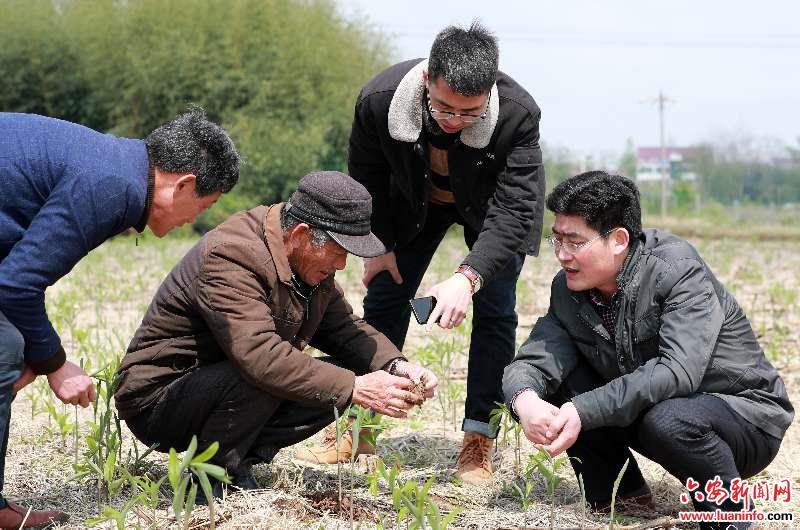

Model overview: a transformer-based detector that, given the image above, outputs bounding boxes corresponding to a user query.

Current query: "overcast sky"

[335,0,799,161]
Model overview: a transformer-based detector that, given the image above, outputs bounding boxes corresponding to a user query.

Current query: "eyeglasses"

[546,229,616,256]
[426,90,490,124]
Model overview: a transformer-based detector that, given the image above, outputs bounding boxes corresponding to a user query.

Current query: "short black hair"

[428,21,498,97]
[546,171,642,240]
[145,105,240,196]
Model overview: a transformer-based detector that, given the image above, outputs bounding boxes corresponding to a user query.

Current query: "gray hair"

[428,21,498,97]
[145,105,240,196]
[280,204,330,247]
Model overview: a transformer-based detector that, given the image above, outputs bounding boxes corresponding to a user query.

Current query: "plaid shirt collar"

[588,289,620,338]
[589,289,617,307]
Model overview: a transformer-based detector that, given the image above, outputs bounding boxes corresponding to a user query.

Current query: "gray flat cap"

[286,171,386,258]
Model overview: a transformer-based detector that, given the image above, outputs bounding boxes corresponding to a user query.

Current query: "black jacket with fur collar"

[347,59,545,281]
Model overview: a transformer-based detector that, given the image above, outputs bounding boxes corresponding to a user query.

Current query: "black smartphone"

[409,296,438,325]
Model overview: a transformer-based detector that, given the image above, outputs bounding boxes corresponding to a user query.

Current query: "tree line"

[0,0,390,230]
[4,0,796,227]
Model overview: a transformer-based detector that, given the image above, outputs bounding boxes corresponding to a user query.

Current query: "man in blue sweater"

[0,108,239,528]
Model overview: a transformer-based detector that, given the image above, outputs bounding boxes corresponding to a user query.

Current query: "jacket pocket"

[171,353,198,372]
[633,311,660,339]
[575,339,619,379]
[710,357,768,394]
[633,312,661,363]
[574,338,598,358]
[273,314,302,342]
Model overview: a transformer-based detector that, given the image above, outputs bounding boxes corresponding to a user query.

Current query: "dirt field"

[5,227,798,529]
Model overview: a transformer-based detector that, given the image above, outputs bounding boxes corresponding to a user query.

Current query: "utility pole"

[642,91,674,218]
[657,91,668,219]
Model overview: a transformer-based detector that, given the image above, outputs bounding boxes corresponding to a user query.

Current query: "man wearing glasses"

[504,171,792,529]
[296,22,545,485]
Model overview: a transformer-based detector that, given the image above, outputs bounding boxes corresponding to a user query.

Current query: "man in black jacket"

[504,171,793,529]
[296,22,545,484]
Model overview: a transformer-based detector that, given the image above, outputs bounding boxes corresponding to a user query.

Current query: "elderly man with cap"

[114,171,437,497]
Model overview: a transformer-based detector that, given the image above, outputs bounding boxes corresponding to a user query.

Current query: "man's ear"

[287,223,311,247]
[174,174,197,196]
[612,227,630,256]
[422,69,429,83]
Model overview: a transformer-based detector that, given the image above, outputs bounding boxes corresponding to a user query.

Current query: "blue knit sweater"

[0,113,150,374]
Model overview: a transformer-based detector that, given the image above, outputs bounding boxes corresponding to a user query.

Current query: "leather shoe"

[593,492,656,513]
[0,501,68,529]
[231,465,260,490]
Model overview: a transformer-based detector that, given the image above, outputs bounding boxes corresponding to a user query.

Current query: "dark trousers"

[0,310,24,508]
[126,360,340,474]
[551,361,782,530]
[363,203,525,437]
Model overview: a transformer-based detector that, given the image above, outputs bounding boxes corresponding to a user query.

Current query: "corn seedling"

[86,471,164,529]
[608,458,630,530]
[74,361,123,505]
[124,470,164,526]
[167,435,229,530]
[86,500,138,530]
[504,475,536,511]
[349,409,361,529]
[44,401,73,449]
[577,472,587,529]
[334,404,346,513]
[417,335,463,434]
[368,458,460,529]
[444,381,464,431]
[355,405,386,448]
[529,448,571,530]
[489,403,522,474]
[73,359,155,511]
[24,384,47,421]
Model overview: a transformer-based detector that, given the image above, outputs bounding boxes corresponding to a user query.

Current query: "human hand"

[393,361,438,399]
[362,251,402,288]
[12,365,36,395]
[352,370,422,418]
[47,360,97,408]
[514,390,560,445]
[542,402,582,456]
[426,273,472,330]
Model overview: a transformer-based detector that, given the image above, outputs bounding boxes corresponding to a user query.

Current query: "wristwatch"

[386,357,404,376]
[455,265,483,293]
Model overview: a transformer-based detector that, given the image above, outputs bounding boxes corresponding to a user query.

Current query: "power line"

[389,30,800,49]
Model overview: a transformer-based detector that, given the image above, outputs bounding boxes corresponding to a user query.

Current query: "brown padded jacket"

[114,203,400,419]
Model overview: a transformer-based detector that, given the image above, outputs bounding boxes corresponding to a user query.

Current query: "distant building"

[636,146,697,182]
[773,157,800,170]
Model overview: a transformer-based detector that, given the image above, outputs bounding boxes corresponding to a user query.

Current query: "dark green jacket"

[503,229,793,439]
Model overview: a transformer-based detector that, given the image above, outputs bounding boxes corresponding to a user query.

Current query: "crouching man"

[503,171,793,530]
[114,171,437,495]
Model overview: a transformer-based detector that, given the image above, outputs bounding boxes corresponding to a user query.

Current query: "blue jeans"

[363,203,525,437]
[0,310,25,507]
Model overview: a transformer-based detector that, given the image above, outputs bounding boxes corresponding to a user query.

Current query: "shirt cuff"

[510,387,537,419]
[29,345,67,375]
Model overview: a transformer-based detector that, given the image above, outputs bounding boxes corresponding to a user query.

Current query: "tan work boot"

[456,432,494,485]
[295,423,376,464]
